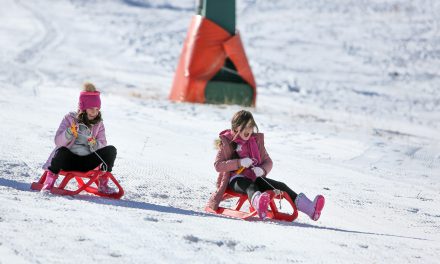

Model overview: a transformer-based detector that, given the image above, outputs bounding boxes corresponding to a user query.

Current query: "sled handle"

[236,167,245,174]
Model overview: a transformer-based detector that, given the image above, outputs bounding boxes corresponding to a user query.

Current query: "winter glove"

[65,122,78,140]
[239,157,253,168]
[87,137,97,151]
[252,167,265,177]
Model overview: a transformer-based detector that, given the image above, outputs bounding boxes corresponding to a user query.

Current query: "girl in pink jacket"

[208,110,325,220]
[41,83,117,194]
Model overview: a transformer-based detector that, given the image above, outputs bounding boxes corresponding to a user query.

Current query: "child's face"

[85,107,100,120]
[234,124,254,141]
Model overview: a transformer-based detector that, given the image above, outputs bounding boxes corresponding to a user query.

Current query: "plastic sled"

[31,170,124,199]
[206,189,298,222]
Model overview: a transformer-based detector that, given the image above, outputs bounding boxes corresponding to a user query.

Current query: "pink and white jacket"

[221,130,262,182]
[42,112,107,170]
[206,130,273,211]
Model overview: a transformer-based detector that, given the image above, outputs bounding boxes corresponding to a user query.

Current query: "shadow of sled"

[31,170,124,199]
[206,189,298,222]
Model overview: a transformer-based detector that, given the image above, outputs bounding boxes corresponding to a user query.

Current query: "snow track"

[14,0,60,65]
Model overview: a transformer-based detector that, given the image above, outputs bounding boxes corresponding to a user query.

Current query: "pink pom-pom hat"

[78,91,101,111]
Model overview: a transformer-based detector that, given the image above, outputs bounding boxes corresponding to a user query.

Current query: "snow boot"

[251,191,271,219]
[295,193,325,221]
[98,174,116,194]
[41,171,58,191]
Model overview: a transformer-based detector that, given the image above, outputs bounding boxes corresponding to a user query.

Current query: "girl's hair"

[231,110,259,133]
[214,110,259,151]
[76,111,102,127]
[76,82,102,126]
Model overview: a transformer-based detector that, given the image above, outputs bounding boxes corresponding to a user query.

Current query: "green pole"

[200,0,235,35]
[199,0,254,106]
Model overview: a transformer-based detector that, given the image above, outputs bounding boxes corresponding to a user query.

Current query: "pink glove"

[252,167,265,177]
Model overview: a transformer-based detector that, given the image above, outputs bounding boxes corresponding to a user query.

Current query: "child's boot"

[41,171,58,191]
[251,191,271,219]
[295,193,325,221]
[98,174,116,194]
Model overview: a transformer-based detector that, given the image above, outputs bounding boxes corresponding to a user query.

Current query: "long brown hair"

[231,110,259,136]
[76,111,102,127]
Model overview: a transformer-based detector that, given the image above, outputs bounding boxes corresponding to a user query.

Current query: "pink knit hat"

[78,91,101,111]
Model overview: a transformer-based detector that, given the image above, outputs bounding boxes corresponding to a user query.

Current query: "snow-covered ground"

[1,0,439,263]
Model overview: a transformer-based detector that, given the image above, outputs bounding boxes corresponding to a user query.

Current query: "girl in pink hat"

[207,110,325,220]
[41,83,117,194]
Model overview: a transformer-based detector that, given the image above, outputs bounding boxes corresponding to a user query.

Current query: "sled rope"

[237,163,284,209]
[256,172,283,209]
[93,151,108,172]
[75,123,109,172]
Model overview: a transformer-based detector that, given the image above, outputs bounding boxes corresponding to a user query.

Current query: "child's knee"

[106,145,117,157]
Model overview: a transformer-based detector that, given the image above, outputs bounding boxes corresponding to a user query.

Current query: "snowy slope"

[0,0,439,263]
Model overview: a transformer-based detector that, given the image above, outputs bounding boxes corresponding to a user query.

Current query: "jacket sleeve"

[258,135,273,176]
[214,141,241,173]
[94,122,107,150]
[54,114,74,147]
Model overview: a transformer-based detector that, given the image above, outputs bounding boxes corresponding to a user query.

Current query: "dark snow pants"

[229,176,298,202]
[48,146,117,174]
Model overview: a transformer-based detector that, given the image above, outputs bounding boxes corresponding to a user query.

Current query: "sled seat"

[206,188,298,222]
[31,170,124,199]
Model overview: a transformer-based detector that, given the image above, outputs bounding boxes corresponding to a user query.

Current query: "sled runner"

[31,170,124,199]
[206,189,298,222]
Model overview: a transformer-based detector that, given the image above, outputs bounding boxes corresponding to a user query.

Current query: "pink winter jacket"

[42,112,107,170]
[206,130,273,211]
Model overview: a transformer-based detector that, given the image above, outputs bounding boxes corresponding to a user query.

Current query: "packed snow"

[0,0,439,263]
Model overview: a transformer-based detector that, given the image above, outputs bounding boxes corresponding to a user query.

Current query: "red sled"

[31,170,124,199]
[205,189,298,222]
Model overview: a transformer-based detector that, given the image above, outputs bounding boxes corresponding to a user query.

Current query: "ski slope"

[0,0,439,263]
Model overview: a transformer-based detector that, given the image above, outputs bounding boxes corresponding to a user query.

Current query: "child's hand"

[252,167,265,177]
[66,122,78,138]
[87,137,97,150]
[239,158,253,168]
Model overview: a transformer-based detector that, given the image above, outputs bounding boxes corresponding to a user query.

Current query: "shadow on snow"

[1,177,431,241]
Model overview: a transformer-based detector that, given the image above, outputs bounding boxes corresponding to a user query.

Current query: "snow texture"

[0,0,439,263]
